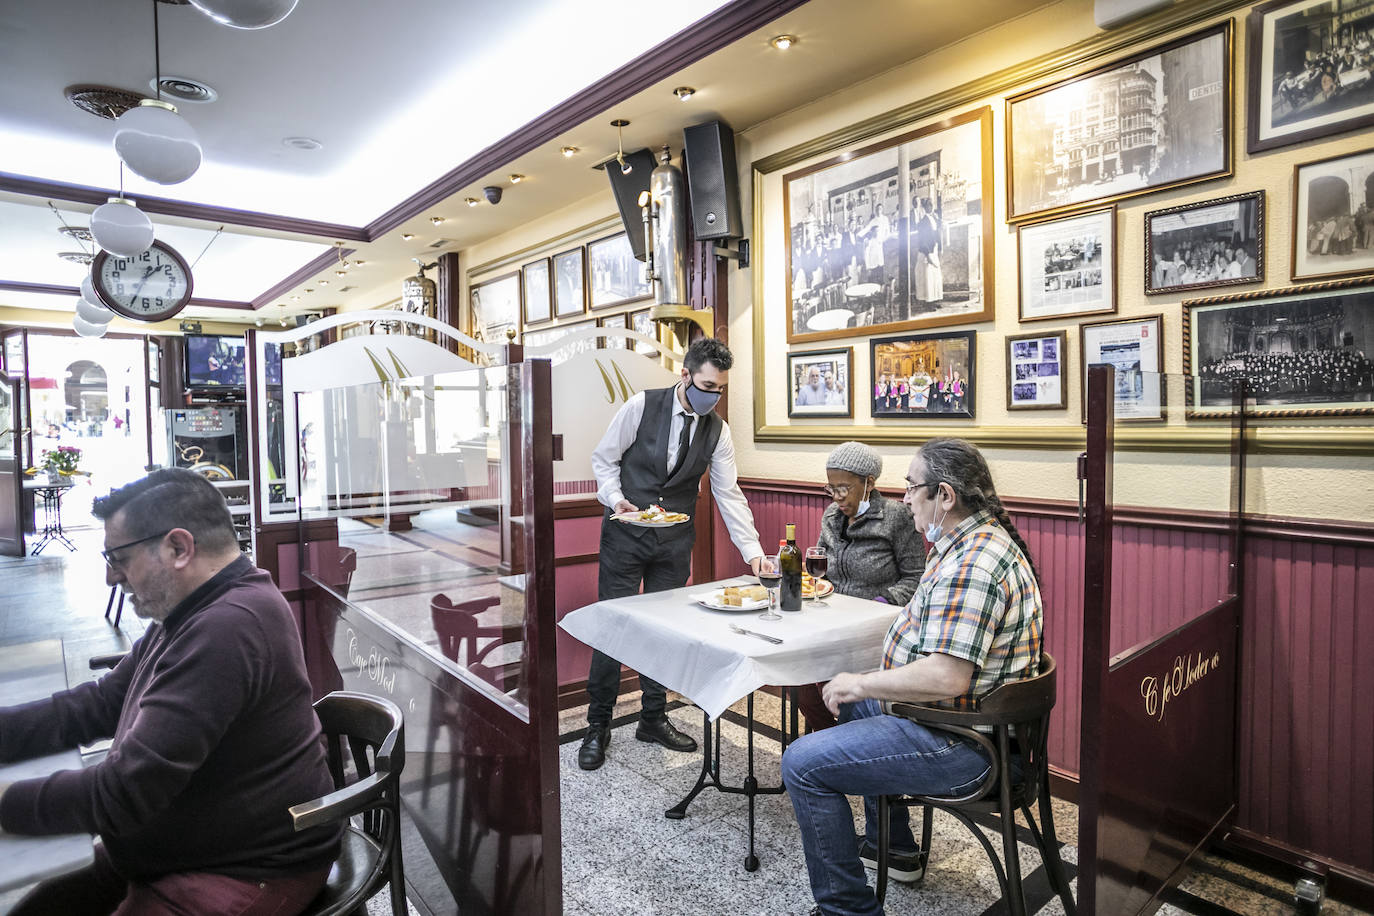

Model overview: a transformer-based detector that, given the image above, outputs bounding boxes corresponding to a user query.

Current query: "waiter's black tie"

[670,414,693,477]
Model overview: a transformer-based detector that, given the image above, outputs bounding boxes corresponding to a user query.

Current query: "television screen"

[185,335,246,388]
[263,343,283,387]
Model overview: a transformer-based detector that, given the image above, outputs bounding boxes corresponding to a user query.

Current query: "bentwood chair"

[876,653,1076,916]
[430,593,524,692]
[290,690,407,916]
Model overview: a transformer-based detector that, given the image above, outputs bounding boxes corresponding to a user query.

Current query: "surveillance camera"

[483,185,503,205]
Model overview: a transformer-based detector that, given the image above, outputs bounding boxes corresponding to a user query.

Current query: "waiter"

[579,336,764,770]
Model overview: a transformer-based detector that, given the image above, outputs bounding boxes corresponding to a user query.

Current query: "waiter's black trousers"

[586,519,694,726]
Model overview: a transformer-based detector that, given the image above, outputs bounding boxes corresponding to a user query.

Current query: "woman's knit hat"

[825,441,882,479]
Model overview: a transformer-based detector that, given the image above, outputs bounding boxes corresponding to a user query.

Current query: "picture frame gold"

[783,106,995,345]
[1006,22,1233,224]
[1290,147,1374,283]
[1145,191,1264,296]
[786,347,854,419]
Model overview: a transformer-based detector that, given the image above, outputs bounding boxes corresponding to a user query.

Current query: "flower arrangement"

[41,445,82,476]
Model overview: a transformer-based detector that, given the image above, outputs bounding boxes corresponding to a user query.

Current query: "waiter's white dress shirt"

[590,388,763,564]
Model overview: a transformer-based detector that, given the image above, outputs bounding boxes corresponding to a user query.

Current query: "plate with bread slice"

[801,574,835,600]
[612,503,692,527]
[692,584,771,611]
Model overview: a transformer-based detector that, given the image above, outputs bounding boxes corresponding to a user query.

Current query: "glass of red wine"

[805,546,829,607]
[756,555,782,621]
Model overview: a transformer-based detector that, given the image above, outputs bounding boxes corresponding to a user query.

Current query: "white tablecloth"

[560,577,899,719]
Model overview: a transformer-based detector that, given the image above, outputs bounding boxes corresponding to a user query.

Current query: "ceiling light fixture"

[465,197,479,207]
[509,174,525,184]
[187,0,299,30]
[290,295,301,301]
[91,197,154,257]
[74,314,109,338]
[76,296,114,326]
[673,86,696,101]
[430,215,446,224]
[561,146,578,158]
[352,260,365,266]
[770,34,797,50]
[611,119,632,175]
[317,279,329,285]
[335,269,347,277]
[401,233,415,240]
[114,2,203,185]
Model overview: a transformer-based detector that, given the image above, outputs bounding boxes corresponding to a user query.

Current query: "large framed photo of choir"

[1183,279,1374,418]
[1006,23,1232,223]
[787,348,854,418]
[1246,0,1374,155]
[784,107,995,345]
[869,330,976,419]
[1145,192,1265,295]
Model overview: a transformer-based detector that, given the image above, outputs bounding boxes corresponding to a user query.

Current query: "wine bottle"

[779,523,803,612]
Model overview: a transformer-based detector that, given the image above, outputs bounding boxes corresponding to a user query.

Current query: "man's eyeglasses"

[822,484,851,499]
[102,530,171,569]
[904,480,941,498]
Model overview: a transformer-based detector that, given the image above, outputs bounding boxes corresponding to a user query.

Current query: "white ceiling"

[0,0,1052,326]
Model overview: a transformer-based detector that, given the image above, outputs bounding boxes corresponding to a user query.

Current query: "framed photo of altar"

[869,330,976,419]
[783,106,995,345]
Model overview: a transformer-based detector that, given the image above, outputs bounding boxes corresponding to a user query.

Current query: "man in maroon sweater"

[0,469,341,915]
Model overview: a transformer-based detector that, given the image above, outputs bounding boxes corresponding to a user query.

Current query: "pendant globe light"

[90,197,154,257]
[73,313,109,338]
[114,1,203,185]
[75,295,114,326]
[188,0,298,29]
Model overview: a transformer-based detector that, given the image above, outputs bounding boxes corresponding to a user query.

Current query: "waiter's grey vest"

[613,386,722,541]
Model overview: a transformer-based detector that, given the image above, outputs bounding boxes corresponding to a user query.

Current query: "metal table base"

[665,689,798,872]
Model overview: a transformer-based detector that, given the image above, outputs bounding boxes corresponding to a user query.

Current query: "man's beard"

[128,564,177,622]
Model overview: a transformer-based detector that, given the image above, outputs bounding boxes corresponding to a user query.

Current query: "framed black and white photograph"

[1145,192,1265,295]
[1080,315,1164,422]
[1006,330,1068,410]
[1007,23,1232,223]
[470,271,521,351]
[522,258,552,325]
[1184,278,1374,417]
[598,312,629,349]
[784,107,995,344]
[1247,0,1374,155]
[588,233,651,309]
[1292,147,1374,281]
[629,308,659,357]
[869,330,976,418]
[1017,206,1116,321]
[553,247,586,317]
[787,348,854,418]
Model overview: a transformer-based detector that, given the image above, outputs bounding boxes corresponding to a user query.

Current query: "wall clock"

[90,240,194,322]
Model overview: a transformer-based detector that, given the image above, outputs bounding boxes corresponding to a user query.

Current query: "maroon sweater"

[0,557,340,881]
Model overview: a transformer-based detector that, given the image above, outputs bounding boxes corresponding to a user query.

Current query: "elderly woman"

[783,438,1044,914]
[795,441,925,731]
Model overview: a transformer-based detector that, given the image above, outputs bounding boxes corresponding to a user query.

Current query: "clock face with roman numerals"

[91,241,194,322]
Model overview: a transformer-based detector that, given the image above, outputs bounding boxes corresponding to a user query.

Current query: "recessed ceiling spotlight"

[291,295,301,301]
[335,269,347,277]
[674,86,696,101]
[561,146,578,157]
[770,34,797,50]
[282,136,322,151]
[509,174,525,184]
[152,76,218,103]
[430,215,445,225]
[465,197,479,207]
[352,259,365,266]
[317,279,329,285]
[304,288,314,293]
[401,233,415,240]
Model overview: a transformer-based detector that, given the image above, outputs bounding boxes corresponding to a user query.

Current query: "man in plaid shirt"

[782,438,1044,916]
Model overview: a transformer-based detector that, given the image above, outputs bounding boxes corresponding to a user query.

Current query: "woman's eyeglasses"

[821,484,852,499]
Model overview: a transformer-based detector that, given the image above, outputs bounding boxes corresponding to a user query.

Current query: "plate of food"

[612,504,692,527]
[802,574,835,600]
[692,584,770,611]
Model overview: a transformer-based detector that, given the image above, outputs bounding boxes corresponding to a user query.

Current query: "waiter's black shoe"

[578,725,611,770]
[634,717,697,752]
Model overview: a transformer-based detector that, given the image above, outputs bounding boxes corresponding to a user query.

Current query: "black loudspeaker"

[683,120,742,241]
[604,148,657,261]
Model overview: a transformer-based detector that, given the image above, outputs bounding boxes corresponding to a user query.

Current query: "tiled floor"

[0,530,1367,915]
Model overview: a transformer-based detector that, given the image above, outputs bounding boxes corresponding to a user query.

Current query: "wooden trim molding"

[252,248,354,310]
[554,496,603,519]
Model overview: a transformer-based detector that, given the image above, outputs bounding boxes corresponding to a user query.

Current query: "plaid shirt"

[881,509,1043,710]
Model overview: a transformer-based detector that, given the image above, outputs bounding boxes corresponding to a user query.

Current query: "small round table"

[23,478,76,555]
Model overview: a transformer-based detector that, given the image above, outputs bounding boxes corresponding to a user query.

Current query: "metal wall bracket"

[713,238,749,268]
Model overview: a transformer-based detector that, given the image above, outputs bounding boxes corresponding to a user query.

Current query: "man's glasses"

[102,530,171,569]
[905,480,941,498]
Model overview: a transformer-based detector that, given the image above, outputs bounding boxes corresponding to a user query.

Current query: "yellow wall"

[0,306,249,337]
[448,0,1373,523]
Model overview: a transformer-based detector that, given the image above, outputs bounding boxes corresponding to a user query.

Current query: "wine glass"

[756,555,782,621]
[805,546,830,607]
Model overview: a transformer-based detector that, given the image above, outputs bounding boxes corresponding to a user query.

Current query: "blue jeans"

[781,699,992,916]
